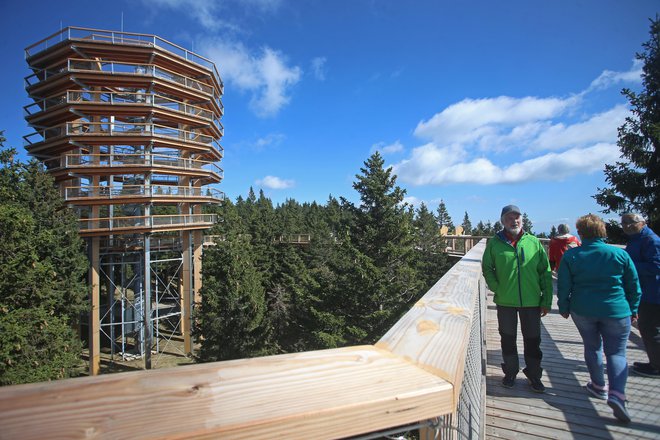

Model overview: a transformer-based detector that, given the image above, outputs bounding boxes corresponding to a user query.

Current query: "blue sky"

[0,0,658,234]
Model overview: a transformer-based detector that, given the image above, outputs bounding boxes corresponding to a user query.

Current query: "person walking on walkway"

[482,204,553,393]
[557,214,641,423]
[549,223,581,272]
[622,213,660,379]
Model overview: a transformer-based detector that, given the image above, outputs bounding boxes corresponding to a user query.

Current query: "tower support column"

[182,231,193,354]
[89,236,100,376]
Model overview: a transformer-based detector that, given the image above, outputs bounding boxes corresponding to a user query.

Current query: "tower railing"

[45,153,224,180]
[24,122,224,153]
[25,59,217,97]
[25,90,224,123]
[64,185,225,202]
[24,26,223,94]
[78,213,217,234]
[0,241,488,439]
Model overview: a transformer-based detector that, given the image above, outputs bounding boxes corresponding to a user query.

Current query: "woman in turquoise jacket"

[557,214,641,423]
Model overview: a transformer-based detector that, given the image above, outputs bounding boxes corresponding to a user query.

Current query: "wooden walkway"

[485,285,660,439]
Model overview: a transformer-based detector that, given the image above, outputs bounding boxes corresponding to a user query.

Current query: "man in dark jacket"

[482,205,553,392]
[622,213,660,378]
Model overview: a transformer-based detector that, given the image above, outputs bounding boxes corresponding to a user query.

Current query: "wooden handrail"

[24,90,220,124]
[442,234,551,257]
[377,240,485,407]
[0,241,487,439]
[64,185,225,201]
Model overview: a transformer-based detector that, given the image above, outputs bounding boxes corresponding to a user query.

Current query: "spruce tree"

[522,213,533,234]
[266,243,316,352]
[338,152,419,344]
[195,232,269,361]
[436,200,454,230]
[594,16,660,230]
[484,220,494,236]
[462,211,472,235]
[412,203,449,290]
[0,133,87,384]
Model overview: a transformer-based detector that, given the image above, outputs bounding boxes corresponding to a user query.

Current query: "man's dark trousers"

[638,302,660,369]
[497,305,543,378]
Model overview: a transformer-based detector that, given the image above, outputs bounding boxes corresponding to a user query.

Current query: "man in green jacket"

[482,205,553,392]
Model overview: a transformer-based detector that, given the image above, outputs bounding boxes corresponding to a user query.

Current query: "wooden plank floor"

[485,284,660,439]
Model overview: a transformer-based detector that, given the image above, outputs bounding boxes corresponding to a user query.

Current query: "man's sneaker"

[607,395,631,423]
[526,376,546,393]
[522,369,545,393]
[632,363,660,378]
[585,382,607,400]
[633,361,650,368]
[502,374,515,388]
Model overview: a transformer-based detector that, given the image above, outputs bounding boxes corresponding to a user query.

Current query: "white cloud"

[254,133,285,150]
[391,68,632,188]
[588,59,643,91]
[371,140,404,155]
[256,175,295,189]
[499,143,620,183]
[402,196,422,207]
[311,57,327,81]
[530,104,629,151]
[393,143,620,185]
[200,39,301,117]
[144,0,230,31]
[414,96,578,145]
[241,0,282,13]
[144,0,282,31]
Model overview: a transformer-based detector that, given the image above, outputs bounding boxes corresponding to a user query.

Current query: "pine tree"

[474,221,486,236]
[412,203,449,290]
[263,200,318,353]
[522,213,533,234]
[594,17,660,230]
[195,233,269,361]
[0,133,87,384]
[550,225,558,238]
[266,243,316,352]
[462,211,472,235]
[338,152,419,344]
[483,220,494,236]
[436,200,454,230]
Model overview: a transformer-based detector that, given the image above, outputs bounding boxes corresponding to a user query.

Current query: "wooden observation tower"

[23,27,224,374]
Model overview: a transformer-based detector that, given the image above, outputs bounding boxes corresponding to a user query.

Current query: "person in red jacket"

[549,223,581,271]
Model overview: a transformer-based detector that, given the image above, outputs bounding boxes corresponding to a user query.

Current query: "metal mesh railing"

[422,270,487,440]
[453,275,487,438]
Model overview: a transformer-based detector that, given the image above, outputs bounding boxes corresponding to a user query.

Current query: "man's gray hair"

[621,213,645,225]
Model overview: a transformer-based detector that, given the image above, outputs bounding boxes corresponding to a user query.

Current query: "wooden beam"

[0,346,452,440]
[88,144,101,376]
[88,236,100,376]
[182,229,192,354]
[192,204,203,306]
[376,240,486,406]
